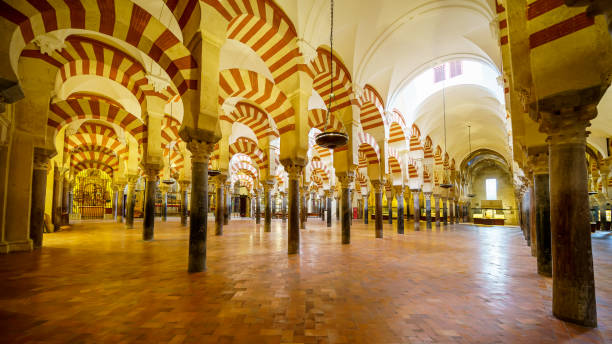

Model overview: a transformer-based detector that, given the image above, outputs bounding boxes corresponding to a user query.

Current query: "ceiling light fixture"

[315,0,349,150]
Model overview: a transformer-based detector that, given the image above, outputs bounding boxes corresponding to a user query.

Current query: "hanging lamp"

[162,101,175,185]
[439,79,453,189]
[315,0,348,150]
[466,124,476,197]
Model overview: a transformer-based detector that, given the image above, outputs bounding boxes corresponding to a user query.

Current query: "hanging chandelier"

[440,79,453,189]
[466,124,476,197]
[314,0,348,150]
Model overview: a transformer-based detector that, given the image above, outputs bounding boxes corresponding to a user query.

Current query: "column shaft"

[534,172,552,276]
[425,195,432,229]
[125,181,136,229]
[143,177,157,241]
[413,192,420,230]
[29,162,48,248]
[326,196,332,227]
[397,195,404,234]
[264,187,271,232]
[375,190,383,238]
[188,158,209,272]
[216,183,224,235]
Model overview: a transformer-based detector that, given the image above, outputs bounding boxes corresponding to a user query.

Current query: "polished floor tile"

[0,217,611,343]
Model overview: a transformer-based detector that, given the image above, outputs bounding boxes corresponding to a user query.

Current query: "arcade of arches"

[1,0,612,342]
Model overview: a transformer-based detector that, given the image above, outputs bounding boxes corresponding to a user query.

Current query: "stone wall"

[471,163,518,225]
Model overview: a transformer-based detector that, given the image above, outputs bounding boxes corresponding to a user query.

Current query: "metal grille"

[72,169,111,219]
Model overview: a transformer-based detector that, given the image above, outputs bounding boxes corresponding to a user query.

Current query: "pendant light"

[466,123,475,197]
[440,79,453,189]
[314,0,349,149]
[162,101,175,185]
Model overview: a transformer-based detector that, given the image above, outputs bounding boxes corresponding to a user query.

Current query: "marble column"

[530,152,552,277]
[224,183,230,225]
[215,175,226,236]
[300,188,307,229]
[363,192,369,224]
[282,192,287,223]
[387,190,393,224]
[160,184,168,222]
[326,190,332,227]
[527,176,537,256]
[142,166,160,241]
[61,177,70,225]
[112,186,119,221]
[338,173,354,244]
[425,192,432,229]
[125,175,137,229]
[538,103,597,326]
[180,181,190,226]
[449,198,454,224]
[51,167,64,229]
[395,186,404,234]
[116,184,125,223]
[187,141,215,273]
[29,149,51,248]
[442,196,448,225]
[373,181,383,238]
[263,182,273,232]
[434,194,441,227]
[412,190,421,230]
[285,163,303,254]
[255,190,261,225]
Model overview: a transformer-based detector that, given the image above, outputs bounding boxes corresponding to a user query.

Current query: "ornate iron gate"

[72,169,112,219]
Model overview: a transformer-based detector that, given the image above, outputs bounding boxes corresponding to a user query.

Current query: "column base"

[0,239,33,253]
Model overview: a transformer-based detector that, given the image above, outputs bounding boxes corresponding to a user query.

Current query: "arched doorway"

[72,169,113,220]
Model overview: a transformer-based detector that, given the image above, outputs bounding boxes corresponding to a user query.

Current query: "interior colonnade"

[0,0,611,331]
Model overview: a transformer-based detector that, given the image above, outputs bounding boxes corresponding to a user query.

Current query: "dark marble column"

[300,189,307,229]
[530,152,552,277]
[363,192,369,224]
[528,179,537,256]
[125,176,137,229]
[216,176,226,236]
[61,178,70,225]
[223,184,230,225]
[29,149,50,248]
[180,181,189,226]
[285,163,303,254]
[326,191,332,227]
[424,192,432,229]
[116,184,124,223]
[338,173,354,244]
[540,103,597,327]
[142,167,160,241]
[282,192,287,223]
[387,191,393,224]
[412,190,420,230]
[187,142,214,273]
[373,181,383,238]
[112,186,119,221]
[263,183,272,232]
[255,191,261,225]
[335,196,340,220]
[51,167,64,229]
[434,194,440,227]
[160,187,168,222]
[395,187,404,234]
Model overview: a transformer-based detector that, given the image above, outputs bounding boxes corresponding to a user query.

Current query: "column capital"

[371,180,383,192]
[283,160,305,180]
[179,180,191,188]
[215,173,228,184]
[527,151,549,175]
[337,172,355,188]
[143,163,162,180]
[33,147,53,171]
[262,180,274,192]
[187,140,216,163]
[393,185,404,197]
[127,174,139,184]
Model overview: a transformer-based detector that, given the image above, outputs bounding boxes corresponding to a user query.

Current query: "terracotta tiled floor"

[1,218,611,343]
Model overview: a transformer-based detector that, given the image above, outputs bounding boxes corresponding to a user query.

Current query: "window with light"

[486,179,497,200]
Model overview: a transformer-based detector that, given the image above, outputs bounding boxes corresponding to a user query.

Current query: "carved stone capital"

[393,186,404,197]
[33,147,53,171]
[527,151,549,175]
[284,161,304,180]
[337,172,355,188]
[371,180,383,193]
[187,141,216,163]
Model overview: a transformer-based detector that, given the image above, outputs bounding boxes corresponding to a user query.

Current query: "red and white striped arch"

[388,110,407,145]
[424,136,434,159]
[355,171,368,189]
[73,161,115,176]
[358,84,386,133]
[163,145,184,175]
[65,133,128,160]
[434,145,443,166]
[231,161,259,180]
[219,69,294,135]
[21,36,177,104]
[49,99,147,144]
[67,92,125,110]
[221,102,279,140]
[357,132,380,163]
[444,152,450,170]
[232,173,254,191]
[409,124,422,152]
[310,48,355,113]
[229,137,267,170]
[1,0,197,94]
[309,108,344,133]
[71,151,119,171]
[387,147,403,175]
[308,131,332,158]
[423,169,432,184]
[407,159,418,179]
[162,115,181,147]
[307,160,331,185]
[202,0,303,84]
